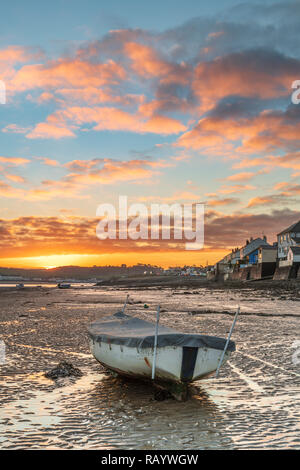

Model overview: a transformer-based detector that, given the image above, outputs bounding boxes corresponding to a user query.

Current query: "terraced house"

[277,221,300,264]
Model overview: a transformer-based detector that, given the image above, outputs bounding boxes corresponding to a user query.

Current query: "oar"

[122,294,130,314]
[216,305,240,378]
[151,305,160,380]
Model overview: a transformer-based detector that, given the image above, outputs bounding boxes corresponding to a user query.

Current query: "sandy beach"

[0,282,299,449]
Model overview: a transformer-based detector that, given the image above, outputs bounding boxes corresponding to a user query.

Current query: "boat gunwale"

[88,312,235,352]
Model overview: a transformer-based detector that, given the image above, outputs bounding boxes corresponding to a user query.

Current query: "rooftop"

[277,220,300,236]
[260,245,278,250]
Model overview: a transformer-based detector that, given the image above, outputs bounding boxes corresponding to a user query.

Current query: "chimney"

[246,239,249,245]
[263,235,267,242]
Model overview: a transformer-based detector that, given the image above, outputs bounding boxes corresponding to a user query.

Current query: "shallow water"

[0,286,299,449]
[0,283,93,288]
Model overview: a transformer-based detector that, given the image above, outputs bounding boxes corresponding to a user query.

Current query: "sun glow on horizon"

[0,250,227,269]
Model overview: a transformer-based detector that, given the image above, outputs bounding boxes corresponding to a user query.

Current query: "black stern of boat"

[180,347,198,382]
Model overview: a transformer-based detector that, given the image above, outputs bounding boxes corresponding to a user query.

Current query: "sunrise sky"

[1,0,300,268]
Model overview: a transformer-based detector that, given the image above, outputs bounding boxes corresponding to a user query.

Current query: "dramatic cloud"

[1,208,299,258]
[0,157,174,201]
[27,106,186,139]
[1,2,300,267]
[177,105,300,157]
[124,41,191,84]
[0,46,38,83]
[2,4,300,151]
[62,157,173,186]
[192,49,300,111]
[10,58,126,94]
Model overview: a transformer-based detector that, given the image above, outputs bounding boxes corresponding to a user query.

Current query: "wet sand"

[0,284,299,449]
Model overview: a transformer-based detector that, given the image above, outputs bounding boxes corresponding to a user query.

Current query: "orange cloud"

[37,157,60,166]
[25,183,87,201]
[206,197,239,206]
[226,172,255,182]
[0,156,30,165]
[232,157,267,169]
[0,46,31,64]
[177,107,300,163]
[0,46,36,83]
[233,153,300,172]
[141,114,186,134]
[0,156,175,201]
[10,58,126,94]
[64,158,171,185]
[124,42,190,84]
[247,196,276,207]
[192,50,300,111]
[0,181,25,199]
[26,121,76,139]
[138,191,201,203]
[4,173,26,183]
[56,87,144,106]
[27,106,186,139]
[273,182,300,196]
[246,194,297,208]
[218,184,256,194]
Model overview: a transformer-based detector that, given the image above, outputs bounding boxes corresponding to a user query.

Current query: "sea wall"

[210,262,297,282]
[249,264,262,280]
[261,262,276,278]
[207,271,217,281]
[227,262,276,281]
[228,267,251,281]
[273,264,299,280]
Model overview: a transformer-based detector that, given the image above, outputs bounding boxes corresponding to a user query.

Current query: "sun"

[44,265,57,270]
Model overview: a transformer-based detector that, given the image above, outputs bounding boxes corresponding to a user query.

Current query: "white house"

[287,246,300,265]
[277,220,300,261]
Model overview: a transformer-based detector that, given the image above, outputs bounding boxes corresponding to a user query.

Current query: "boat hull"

[89,336,231,384]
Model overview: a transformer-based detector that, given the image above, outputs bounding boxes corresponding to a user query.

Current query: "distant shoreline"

[1,275,299,296]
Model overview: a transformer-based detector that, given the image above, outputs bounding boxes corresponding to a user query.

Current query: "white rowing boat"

[88,311,235,384]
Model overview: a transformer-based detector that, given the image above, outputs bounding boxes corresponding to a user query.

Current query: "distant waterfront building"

[231,249,240,265]
[277,220,300,261]
[0,275,24,281]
